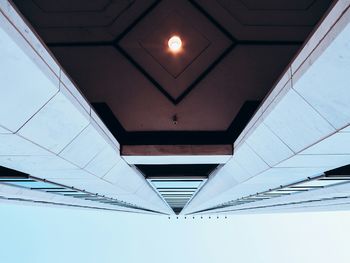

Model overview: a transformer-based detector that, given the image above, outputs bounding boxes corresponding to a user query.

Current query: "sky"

[0,202,350,263]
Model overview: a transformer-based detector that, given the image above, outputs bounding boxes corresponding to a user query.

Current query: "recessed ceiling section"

[239,0,315,10]
[218,0,329,26]
[137,164,218,214]
[118,0,232,101]
[12,0,335,134]
[197,0,334,41]
[13,0,152,42]
[137,164,218,177]
[33,0,113,13]
[138,12,210,78]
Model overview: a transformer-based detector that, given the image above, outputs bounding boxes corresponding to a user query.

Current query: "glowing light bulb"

[168,35,182,52]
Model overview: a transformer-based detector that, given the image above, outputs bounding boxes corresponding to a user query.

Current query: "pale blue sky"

[0,203,349,263]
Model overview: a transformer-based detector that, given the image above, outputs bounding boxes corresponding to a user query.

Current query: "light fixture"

[168,35,182,53]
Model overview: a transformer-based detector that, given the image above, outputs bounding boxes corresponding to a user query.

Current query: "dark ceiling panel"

[13,0,335,139]
[14,0,154,42]
[218,0,328,26]
[92,101,259,144]
[33,0,113,13]
[137,164,218,178]
[48,43,295,132]
[18,0,133,27]
[240,0,316,10]
[118,0,233,101]
[195,0,333,41]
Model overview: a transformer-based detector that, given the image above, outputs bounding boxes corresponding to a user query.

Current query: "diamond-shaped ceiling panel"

[118,0,233,102]
[139,12,210,79]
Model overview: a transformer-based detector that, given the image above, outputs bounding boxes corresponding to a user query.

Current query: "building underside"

[0,0,350,215]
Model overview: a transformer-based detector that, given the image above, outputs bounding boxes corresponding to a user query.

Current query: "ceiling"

[13,0,334,143]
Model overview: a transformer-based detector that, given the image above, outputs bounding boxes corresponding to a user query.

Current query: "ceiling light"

[168,35,182,53]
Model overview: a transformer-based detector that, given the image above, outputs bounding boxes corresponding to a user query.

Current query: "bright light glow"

[168,36,182,52]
